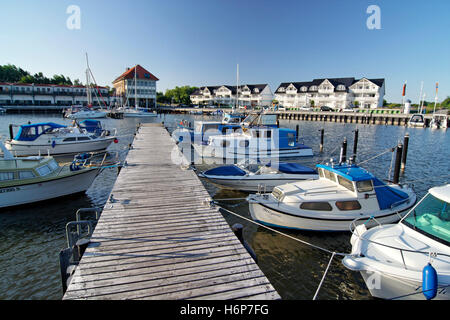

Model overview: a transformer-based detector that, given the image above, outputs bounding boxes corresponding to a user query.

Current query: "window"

[36,165,52,176]
[221,140,230,148]
[402,193,450,245]
[63,137,77,142]
[47,160,59,170]
[323,169,336,182]
[337,175,355,192]
[335,200,362,211]
[300,202,333,211]
[272,188,284,201]
[356,180,373,192]
[318,168,325,178]
[18,171,35,179]
[239,140,249,148]
[0,172,15,181]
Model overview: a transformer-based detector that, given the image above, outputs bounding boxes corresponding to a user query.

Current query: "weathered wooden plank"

[63,123,280,300]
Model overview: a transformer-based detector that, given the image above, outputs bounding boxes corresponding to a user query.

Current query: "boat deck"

[62,123,280,300]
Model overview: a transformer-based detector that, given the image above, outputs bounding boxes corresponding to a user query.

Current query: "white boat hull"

[248,197,415,232]
[201,175,317,192]
[67,111,107,119]
[0,168,101,208]
[5,137,115,156]
[194,143,313,160]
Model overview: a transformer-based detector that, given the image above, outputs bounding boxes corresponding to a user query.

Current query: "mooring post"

[296,124,300,141]
[401,133,409,172]
[9,124,14,140]
[319,129,324,152]
[353,129,359,162]
[393,143,403,184]
[232,223,258,264]
[339,137,347,163]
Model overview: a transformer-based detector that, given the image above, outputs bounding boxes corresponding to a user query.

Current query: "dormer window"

[254,88,259,93]
[310,86,317,91]
[337,85,346,91]
[278,87,285,92]
[301,86,307,92]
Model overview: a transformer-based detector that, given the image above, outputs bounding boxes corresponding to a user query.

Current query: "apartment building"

[190,84,273,108]
[274,77,385,109]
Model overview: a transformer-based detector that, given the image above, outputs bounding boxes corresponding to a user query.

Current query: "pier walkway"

[63,123,280,300]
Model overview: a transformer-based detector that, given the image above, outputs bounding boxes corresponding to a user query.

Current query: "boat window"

[221,140,230,148]
[0,172,15,181]
[300,202,333,211]
[47,160,59,170]
[63,137,77,142]
[36,165,52,176]
[356,180,373,192]
[18,171,35,179]
[77,137,91,141]
[402,193,450,245]
[239,140,249,148]
[323,169,335,181]
[337,175,355,192]
[287,133,295,146]
[335,200,362,211]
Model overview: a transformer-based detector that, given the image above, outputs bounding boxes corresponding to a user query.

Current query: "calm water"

[0,112,448,300]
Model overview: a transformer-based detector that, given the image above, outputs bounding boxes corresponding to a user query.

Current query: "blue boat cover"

[14,122,67,141]
[372,177,409,210]
[203,165,247,176]
[268,162,316,174]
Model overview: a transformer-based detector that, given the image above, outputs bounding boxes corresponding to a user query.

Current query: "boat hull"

[248,197,414,232]
[194,143,313,160]
[67,112,107,119]
[201,175,317,192]
[5,137,115,156]
[0,168,101,209]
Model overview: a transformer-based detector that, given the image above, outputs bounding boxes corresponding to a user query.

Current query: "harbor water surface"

[0,112,448,300]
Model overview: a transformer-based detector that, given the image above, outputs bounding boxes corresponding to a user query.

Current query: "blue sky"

[0,0,449,103]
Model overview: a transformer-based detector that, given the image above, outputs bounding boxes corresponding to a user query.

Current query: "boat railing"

[349,216,450,270]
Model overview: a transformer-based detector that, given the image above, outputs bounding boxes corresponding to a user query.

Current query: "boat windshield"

[402,193,450,245]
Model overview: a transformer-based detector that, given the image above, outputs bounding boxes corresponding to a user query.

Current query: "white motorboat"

[119,107,157,117]
[342,184,450,300]
[0,142,103,209]
[5,121,117,156]
[430,113,448,129]
[194,113,313,160]
[66,106,107,119]
[408,114,425,128]
[247,163,416,231]
[198,161,318,192]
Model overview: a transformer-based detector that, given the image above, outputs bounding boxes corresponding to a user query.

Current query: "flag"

[436,82,439,94]
[402,83,406,96]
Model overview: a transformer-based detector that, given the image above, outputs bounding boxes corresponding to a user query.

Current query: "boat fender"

[51,140,56,148]
[70,162,81,172]
[422,263,438,300]
[114,138,119,144]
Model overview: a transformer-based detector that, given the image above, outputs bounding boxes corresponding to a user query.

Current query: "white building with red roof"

[112,65,159,109]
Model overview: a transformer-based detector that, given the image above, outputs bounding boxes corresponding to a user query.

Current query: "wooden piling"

[393,143,403,184]
[401,133,409,172]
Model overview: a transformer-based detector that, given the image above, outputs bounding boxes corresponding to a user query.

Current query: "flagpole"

[433,82,438,115]
[418,81,423,114]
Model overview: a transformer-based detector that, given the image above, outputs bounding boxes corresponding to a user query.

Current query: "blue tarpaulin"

[203,165,247,176]
[372,177,409,210]
[268,162,317,174]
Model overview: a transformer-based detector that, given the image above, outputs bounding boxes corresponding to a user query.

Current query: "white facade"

[274,78,385,109]
[0,83,110,108]
[191,84,273,108]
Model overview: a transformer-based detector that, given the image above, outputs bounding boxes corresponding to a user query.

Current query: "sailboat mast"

[236,64,239,111]
[134,65,138,109]
[418,81,423,114]
[85,53,92,106]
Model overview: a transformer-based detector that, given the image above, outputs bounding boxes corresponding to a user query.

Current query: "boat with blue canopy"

[247,162,417,231]
[198,160,318,192]
[5,121,117,156]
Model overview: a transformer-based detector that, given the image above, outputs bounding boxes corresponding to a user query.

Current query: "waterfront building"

[190,84,273,108]
[0,82,110,110]
[112,65,159,109]
[274,77,385,109]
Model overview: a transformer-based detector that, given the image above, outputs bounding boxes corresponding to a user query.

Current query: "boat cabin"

[0,156,60,184]
[241,113,278,128]
[12,123,67,141]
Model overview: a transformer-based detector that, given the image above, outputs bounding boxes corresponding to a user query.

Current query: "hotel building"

[274,77,385,109]
[190,84,273,108]
[0,82,110,110]
[112,65,159,109]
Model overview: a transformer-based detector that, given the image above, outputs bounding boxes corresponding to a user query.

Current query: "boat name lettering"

[0,187,20,193]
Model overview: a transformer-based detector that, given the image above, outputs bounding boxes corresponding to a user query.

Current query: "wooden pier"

[63,123,280,300]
